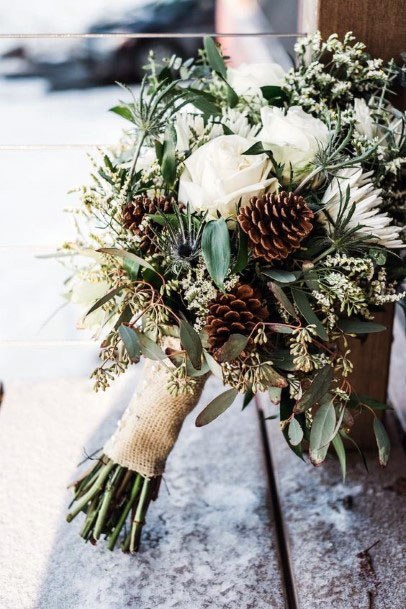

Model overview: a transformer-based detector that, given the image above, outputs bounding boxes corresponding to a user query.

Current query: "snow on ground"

[0,372,285,609]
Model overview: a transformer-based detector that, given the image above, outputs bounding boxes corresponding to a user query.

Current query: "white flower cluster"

[181,259,239,331]
[323,253,374,280]
[285,32,393,117]
[368,268,406,305]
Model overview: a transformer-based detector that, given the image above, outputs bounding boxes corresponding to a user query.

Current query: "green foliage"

[309,396,336,465]
[201,218,231,290]
[294,365,333,413]
[195,387,238,427]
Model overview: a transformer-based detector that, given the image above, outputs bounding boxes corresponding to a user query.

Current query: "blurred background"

[0,0,300,382]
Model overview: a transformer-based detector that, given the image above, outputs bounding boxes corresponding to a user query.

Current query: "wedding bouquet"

[63,33,405,553]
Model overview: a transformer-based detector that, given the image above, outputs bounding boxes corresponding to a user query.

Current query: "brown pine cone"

[238,191,314,262]
[122,195,174,253]
[205,283,269,359]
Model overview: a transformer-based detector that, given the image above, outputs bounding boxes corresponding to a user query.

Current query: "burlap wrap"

[104,347,208,478]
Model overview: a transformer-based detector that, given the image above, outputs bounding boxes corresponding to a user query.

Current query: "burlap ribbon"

[104,343,208,477]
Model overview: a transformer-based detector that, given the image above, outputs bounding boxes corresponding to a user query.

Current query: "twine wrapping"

[104,344,208,477]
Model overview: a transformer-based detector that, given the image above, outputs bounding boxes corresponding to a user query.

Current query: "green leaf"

[84,286,123,318]
[332,433,346,481]
[161,124,177,186]
[269,283,298,319]
[195,387,238,427]
[118,325,140,362]
[203,36,227,78]
[204,351,223,380]
[98,248,155,272]
[260,85,287,106]
[267,323,294,334]
[280,390,305,461]
[373,418,391,466]
[179,318,202,370]
[123,258,139,280]
[358,395,391,410]
[262,269,299,283]
[242,386,254,410]
[291,288,329,341]
[309,397,336,465]
[294,365,332,413]
[271,350,296,371]
[137,332,167,361]
[337,319,386,334]
[340,430,369,472]
[216,333,248,363]
[288,418,304,446]
[232,229,249,273]
[368,248,387,265]
[224,79,239,107]
[109,105,134,123]
[186,358,210,378]
[243,142,265,155]
[202,218,230,290]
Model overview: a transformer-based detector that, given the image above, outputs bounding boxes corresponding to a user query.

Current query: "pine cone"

[238,192,314,262]
[205,283,269,359]
[122,195,174,253]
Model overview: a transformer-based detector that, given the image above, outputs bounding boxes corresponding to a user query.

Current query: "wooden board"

[257,392,406,609]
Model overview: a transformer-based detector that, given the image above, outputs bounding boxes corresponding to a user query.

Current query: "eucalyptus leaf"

[137,332,167,361]
[271,350,296,371]
[84,286,123,318]
[123,258,139,280]
[332,433,346,481]
[98,248,155,272]
[291,288,329,341]
[232,229,249,273]
[118,325,140,362]
[280,390,305,461]
[202,218,230,289]
[294,365,332,413]
[262,269,299,283]
[242,386,254,410]
[337,319,386,334]
[203,36,227,78]
[267,323,294,334]
[217,333,248,362]
[373,418,391,466]
[358,395,391,410]
[309,397,336,465]
[288,418,304,446]
[179,318,202,370]
[269,283,298,319]
[195,387,238,427]
[204,351,223,380]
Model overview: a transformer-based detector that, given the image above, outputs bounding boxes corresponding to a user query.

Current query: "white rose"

[353,98,375,138]
[178,134,277,218]
[259,106,329,182]
[227,62,285,97]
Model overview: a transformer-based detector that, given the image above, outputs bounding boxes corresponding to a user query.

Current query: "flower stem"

[93,466,124,540]
[66,460,115,522]
[130,477,151,554]
[107,473,143,551]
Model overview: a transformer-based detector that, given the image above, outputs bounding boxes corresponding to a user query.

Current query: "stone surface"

[0,369,286,609]
[259,396,406,609]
